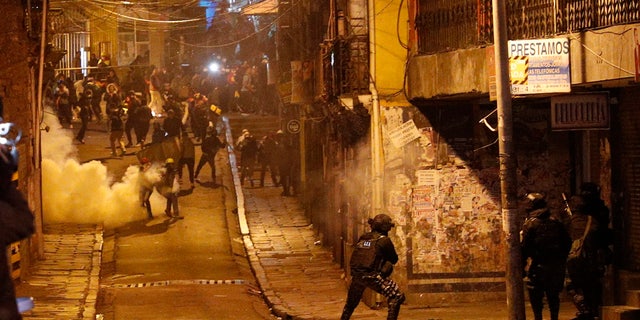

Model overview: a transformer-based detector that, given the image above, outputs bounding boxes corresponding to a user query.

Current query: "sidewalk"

[222,106,577,320]
[15,224,103,320]
[237,180,578,320]
[12,113,578,320]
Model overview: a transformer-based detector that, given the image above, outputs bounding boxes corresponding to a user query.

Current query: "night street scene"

[1,0,640,319]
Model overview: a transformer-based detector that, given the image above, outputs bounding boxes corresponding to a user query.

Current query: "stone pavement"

[238,184,577,320]
[15,224,102,320]
[12,113,578,320]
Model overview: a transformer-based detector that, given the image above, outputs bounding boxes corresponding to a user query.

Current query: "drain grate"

[111,279,246,288]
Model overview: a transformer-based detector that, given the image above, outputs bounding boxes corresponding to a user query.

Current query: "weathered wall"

[373,0,409,96]
[0,0,42,275]
[379,102,572,304]
[407,23,640,100]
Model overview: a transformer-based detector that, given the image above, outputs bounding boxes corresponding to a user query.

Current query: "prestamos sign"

[508,38,571,95]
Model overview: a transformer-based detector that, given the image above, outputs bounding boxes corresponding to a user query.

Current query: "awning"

[241,0,278,15]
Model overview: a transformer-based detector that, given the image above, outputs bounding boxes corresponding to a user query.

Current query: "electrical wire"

[166,6,290,50]
[396,0,408,49]
[567,30,635,76]
[473,137,498,152]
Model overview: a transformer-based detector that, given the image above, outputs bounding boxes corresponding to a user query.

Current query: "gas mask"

[0,118,21,173]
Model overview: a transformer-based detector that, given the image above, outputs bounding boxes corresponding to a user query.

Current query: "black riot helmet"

[368,214,395,234]
[525,193,547,211]
[580,182,601,199]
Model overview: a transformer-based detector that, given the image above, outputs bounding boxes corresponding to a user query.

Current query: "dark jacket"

[163,116,182,138]
[521,208,572,265]
[568,201,613,275]
[0,163,35,319]
[201,135,225,155]
[351,231,398,275]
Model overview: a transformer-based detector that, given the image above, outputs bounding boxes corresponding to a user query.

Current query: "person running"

[194,128,226,186]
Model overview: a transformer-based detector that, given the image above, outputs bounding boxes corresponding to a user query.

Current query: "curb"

[84,224,104,319]
[223,115,297,320]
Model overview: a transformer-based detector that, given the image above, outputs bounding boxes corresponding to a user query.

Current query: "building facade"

[298,0,640,308]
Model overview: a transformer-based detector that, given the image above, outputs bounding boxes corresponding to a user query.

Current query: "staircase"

[602,293,640,320]
[602,272,640,320]
[225,113,282,144]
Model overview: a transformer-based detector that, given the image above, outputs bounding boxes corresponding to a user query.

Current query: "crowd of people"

[49,50,278,144]
[520,183,613,320]
[45,52,295,221]
[235,128,298,196]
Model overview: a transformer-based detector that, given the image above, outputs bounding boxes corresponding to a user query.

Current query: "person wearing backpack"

[520,193,572,320]
[340,214,405,320]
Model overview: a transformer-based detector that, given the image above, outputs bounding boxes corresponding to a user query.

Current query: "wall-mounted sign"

[387,120,421,148]
[550,93,609,130]
[508,37,571,95]
[287,119,301,134]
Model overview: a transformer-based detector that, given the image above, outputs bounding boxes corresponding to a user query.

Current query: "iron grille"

[417,0,640,55]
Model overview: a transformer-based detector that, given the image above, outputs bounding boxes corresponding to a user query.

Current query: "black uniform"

[0,145,34,319]
[520,193,571,320]
[341,214,405,320]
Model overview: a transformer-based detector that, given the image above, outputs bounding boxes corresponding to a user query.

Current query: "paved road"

[15,114,581,320]
[74,120,274,319]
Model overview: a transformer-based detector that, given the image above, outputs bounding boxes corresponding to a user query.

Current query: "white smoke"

[41,108,166,228]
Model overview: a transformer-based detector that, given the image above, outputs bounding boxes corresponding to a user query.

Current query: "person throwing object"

[340,214,405,320]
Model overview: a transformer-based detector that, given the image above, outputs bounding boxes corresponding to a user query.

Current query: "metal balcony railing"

[416,0,640,55]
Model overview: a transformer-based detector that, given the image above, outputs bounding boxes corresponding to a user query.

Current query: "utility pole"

[492,0,525,319]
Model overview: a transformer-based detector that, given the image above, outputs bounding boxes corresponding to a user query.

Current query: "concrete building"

[295,0,640,315]
[0,0,46,278]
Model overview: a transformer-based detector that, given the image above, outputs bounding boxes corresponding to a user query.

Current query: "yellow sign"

[509,56,529,85]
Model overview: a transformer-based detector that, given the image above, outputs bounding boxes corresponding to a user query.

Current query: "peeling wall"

[379,103,572,304]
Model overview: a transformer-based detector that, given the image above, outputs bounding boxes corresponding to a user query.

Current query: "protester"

[257,133,278,187]
[188,92,209,142]
[178,135,196,189]
[566,183,613,320]
[75,89,92,144]
[148,67,165,117]
[123,90,141,148]
[238,133,259,187]
[274,130,293,196]
[134,102,153,147]
[159,158,181,219]
[55,82,73,128]
[194,128,226,186]
[138,157,155,219]
[107,104,127,157]
[162,109,182,139]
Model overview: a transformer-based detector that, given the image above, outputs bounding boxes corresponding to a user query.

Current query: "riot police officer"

[520,193,572,320]
[340,214,405,320]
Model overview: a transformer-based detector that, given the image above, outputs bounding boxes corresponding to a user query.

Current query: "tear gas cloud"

[41,109,166,229]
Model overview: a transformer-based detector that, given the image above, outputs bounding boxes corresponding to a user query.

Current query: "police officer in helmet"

[340,213,405,320]
[520,193,572,320]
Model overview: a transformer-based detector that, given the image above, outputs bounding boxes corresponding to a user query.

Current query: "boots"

[386,294,405,320]
[340,305,355,320]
